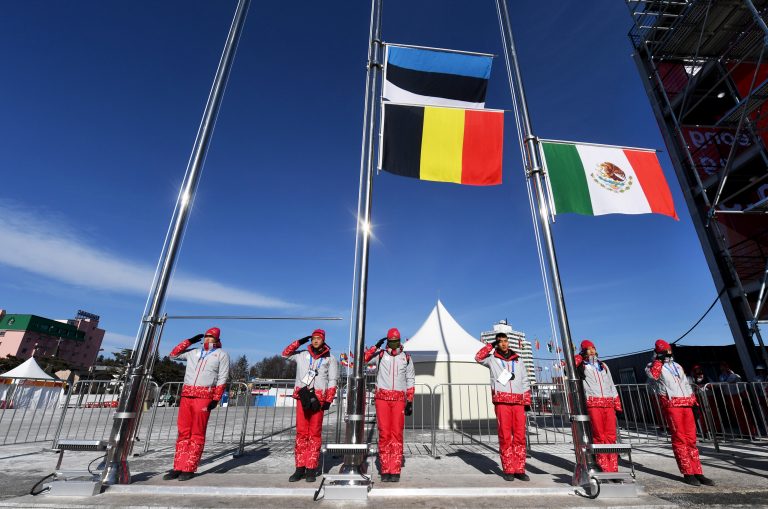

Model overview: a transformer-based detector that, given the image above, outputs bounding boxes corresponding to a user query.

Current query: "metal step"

[587,444,632,454]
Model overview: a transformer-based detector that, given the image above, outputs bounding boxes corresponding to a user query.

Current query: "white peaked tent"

[0,357,65,410]
[404,301,495,428]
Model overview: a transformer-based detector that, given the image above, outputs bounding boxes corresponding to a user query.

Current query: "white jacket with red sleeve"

[575,354,622,411]
[645,357,697,408]
[282,340,339,404]
[364,345,415,402]
[170,339,230,401]
[475,343,531,405]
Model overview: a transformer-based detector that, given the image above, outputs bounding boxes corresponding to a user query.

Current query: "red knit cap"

[312,329,326,341]
[205,327,221,340]
[580,339,595,351]
[387,328,401,340]
[654,339,671,353]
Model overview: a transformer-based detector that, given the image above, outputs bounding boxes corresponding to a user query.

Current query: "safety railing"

[142,381,251,456]
[0,377,67,445]
[430,383,499,453]
[615,383,669,444]
[51,379,159,449]
[6,378,767,459]
[697,381,768,441]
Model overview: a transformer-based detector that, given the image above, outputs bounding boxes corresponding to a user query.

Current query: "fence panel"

[52,380,159,449]
[0,377,67,445]
[143,382,250,452]
[699,382,768,441]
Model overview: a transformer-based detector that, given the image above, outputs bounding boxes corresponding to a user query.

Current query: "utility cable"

[601,288,726,359]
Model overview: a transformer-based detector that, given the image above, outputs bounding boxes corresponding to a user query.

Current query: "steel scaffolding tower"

[626,0,768,378]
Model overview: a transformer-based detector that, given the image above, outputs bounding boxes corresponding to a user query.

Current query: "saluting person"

[476,332,531,481]
[574,339,622,473]
[364,328,415,482]
[646,339,714,486]
[163,327,229,481]
[282,329,339,483]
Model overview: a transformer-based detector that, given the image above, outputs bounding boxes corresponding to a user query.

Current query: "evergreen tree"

[230,354,249,382]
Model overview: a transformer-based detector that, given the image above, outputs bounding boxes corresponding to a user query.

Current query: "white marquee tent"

[404,301,495,428]
[0,357,64,409]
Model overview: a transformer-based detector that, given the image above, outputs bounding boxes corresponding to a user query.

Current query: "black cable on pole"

[671,287,727,344]
[602,288,726,359]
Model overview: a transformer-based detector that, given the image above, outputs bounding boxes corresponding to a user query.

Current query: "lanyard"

[309,356,323,372]
[497,358,513,373]
[199,347,216,361]
[664,362,680,379]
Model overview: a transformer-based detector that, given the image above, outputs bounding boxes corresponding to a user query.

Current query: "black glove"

[404,401,413,416]
[207,400,218,412]
[375,337,387,349]
[298,335,312,345]
[490,339,499,348]
[655,352,668,361]
[321,401,331,411]
[188,334,205,344]
[524,405,531,412]
[579,350,588,360]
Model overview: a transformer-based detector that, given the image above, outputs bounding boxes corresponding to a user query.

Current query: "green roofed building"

[0,309,106,371]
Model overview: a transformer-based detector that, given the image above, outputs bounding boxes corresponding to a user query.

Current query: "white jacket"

[282,340,339,403]
[170,339,230,400]
[475,343,531,405]
[646,357,696,408]
[364,345,415,401]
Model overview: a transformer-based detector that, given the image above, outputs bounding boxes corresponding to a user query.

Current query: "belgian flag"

[380,103,503,186]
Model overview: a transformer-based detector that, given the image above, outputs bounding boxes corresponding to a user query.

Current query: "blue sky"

[0,0,732,367]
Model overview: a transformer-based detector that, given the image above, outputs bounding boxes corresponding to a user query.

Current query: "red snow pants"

[494,403,526,474]
[664,406,703,475]
[173,396,213,472]
[587,406,618,472]
[376,399,406,474]
[295,403,324,469]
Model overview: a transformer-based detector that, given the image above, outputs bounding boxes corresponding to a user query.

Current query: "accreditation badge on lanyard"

[301,357,323,386]
[496,360,513,385]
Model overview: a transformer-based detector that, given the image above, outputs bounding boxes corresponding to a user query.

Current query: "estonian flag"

[383,45,493,109]
[380,103,503,186]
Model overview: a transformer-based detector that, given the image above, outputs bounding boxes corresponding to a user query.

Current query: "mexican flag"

[541,141,678,220]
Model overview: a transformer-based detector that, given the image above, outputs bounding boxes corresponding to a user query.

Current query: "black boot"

[514,473,530,481]
[381,473,391,482]
[289,467,305,482]
[695,474,715,486]
[683,475,700,486]
[390,474,400,483]
[305,469,317,483]
[162,470,180,480]
[503,473,515,481]
[178,472,194,481]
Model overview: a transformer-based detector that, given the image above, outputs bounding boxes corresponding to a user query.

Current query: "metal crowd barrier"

[0,377,67,445]
[51,379,159,449]
[142,381,251,456]
[6,377,767,459]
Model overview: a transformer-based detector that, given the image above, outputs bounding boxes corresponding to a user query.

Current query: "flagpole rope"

[494,0,562,387]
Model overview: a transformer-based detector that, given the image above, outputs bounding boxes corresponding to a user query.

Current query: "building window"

[0,331,5,336]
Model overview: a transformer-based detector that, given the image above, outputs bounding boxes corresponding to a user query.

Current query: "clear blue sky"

[0,0,731,366]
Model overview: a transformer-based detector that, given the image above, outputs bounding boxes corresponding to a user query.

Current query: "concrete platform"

[0,441,766,508]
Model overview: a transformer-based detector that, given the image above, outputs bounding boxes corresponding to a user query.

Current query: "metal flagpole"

[342,0,383,473]
[101,0,251,485]
[495,0,598,487]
